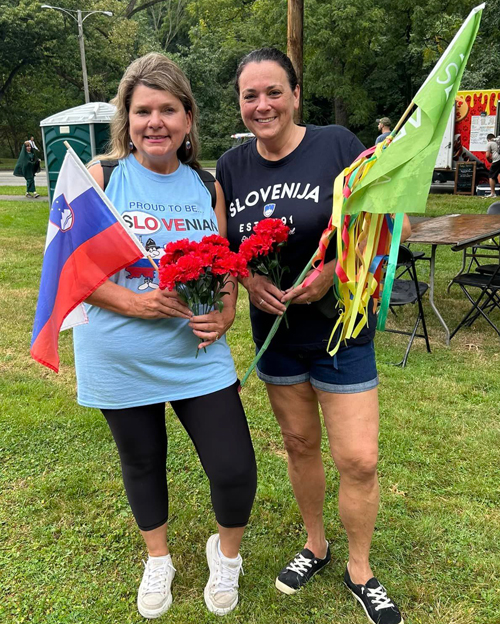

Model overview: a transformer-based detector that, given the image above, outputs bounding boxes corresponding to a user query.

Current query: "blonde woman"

[73,53,256,619]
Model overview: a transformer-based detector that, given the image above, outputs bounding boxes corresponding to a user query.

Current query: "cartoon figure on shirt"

[125,238,162,290]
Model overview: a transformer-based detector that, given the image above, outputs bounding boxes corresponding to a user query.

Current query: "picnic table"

[407,213,500,343]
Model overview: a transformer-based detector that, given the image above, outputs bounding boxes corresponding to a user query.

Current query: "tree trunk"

[0,60,29,105]
[334,96,348,128]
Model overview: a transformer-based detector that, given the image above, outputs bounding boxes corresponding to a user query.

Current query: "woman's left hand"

[281,261,336,305]
[188,304,236,350]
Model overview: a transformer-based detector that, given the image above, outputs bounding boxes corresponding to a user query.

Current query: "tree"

[462,0,500,88]
[303,0,384,130]
[0,0,61,103]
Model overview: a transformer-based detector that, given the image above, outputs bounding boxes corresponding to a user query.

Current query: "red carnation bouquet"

[239,219,290,286]
[158,234,248,356]
[239,218,290,325]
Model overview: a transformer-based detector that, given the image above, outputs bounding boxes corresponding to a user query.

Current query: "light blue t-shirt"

[74,155,237,409]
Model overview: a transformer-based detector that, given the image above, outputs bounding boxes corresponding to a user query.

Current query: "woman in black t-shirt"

[217,48,409,624]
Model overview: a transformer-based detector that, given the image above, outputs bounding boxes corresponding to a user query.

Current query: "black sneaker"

[344,567,403,624]
[275,544,331,595]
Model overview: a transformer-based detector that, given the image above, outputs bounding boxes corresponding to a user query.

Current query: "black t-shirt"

[217,124,376,352]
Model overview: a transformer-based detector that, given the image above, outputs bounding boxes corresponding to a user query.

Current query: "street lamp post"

[41,5,113,104]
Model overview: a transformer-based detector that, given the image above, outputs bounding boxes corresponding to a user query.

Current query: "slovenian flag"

[31,147,147,373]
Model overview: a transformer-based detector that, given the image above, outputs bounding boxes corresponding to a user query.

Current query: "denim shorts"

[256,340,378,394]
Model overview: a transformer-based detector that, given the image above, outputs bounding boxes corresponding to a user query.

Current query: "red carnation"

[239,233,274,261]
[237,219,290,326]
[254,218,290,243]
[199,234,230,248]
[161,238,197,265]
[175,253,204,283]
[159,264,181,291]
[212,252,249,278]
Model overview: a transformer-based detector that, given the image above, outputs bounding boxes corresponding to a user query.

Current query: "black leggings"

[102,382,257,531]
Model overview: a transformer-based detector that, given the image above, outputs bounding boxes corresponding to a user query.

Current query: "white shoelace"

[366,585,395,611]
[286,553,313,577]
[213,558,244,595]
[142,558,176,595]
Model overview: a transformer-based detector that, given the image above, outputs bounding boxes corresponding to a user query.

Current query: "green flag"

[344,3,484,216]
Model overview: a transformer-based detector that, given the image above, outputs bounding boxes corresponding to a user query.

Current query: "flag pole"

[391,102,415,136]
[62,142,158,272]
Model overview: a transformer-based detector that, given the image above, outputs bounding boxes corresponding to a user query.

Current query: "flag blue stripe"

[31,188,121,344]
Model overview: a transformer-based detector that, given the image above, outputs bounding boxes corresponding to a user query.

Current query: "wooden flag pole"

[391,101,416,137]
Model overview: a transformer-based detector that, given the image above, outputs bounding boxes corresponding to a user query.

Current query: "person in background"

[217,47,410,624]
[29,135,40,152]
[73,52,257,620]
[485,133,500,197]
[14,141,40,198]
[375,117,392,145]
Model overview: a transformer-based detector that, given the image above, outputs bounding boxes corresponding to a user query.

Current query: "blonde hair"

[94,53,200,167]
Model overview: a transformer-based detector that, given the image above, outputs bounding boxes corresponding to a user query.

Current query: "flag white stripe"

[64,144,149,258]
[61,305,87,331]
[44,220,59,252]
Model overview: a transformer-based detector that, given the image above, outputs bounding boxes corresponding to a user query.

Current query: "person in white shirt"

[485,133,500,198]
[29,136,39,152]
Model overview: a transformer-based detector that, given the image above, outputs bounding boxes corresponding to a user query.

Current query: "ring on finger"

[259,298,265,305]
[214,331,220,341]
[306,300,311,305]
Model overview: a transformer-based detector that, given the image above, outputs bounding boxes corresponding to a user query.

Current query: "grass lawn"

[0,158,45,170]
[0,186,48,196]
[1,195,500,624]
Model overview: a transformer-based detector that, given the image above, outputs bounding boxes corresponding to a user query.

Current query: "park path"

[0,195,46,201]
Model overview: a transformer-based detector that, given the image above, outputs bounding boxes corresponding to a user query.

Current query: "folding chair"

[385,246,431,367]
[396,247,426,279]
[450,263,500,340]
[469,202,500,275]
[460,202,500,275]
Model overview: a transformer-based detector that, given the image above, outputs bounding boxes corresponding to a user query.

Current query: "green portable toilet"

[40,102,116,204]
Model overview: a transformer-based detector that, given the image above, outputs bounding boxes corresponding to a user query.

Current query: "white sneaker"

[137,554,176,619]
[485,194,497,198]
[204,534,243,615]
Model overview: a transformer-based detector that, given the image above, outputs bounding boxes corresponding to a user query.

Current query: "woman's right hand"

[85,280,192,319]
[131,288,193,320]
[241,273,287,315]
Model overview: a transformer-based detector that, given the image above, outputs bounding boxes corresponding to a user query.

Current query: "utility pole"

[41,6,112,104]
[287,0,304,123]
[77,10,90,104]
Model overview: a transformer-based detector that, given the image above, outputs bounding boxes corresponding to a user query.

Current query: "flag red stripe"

[30,223,143,372]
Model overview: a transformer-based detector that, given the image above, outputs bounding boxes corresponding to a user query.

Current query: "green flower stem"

[272,261,290,330]
[176,274,232,357]
[241,248,319,387]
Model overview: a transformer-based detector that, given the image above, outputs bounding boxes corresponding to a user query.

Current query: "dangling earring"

[185,135,192,150]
